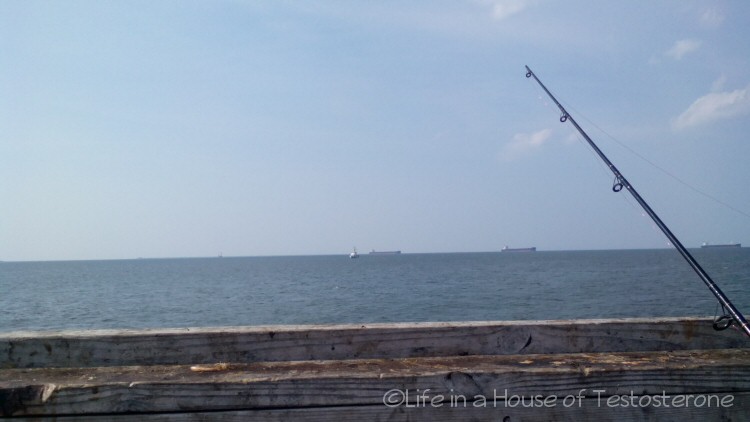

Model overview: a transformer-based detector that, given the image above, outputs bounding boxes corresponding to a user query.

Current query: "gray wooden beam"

[2,317,746,369]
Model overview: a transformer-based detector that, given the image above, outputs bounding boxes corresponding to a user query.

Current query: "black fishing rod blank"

[524,65,750,338]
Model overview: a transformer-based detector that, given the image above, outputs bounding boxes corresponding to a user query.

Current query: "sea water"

[1,249,749,332]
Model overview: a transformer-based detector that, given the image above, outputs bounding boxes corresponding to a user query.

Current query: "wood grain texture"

[2,317,745,369]
[7,396,749,422]
[2,318,748,420]
[2,349,749,416]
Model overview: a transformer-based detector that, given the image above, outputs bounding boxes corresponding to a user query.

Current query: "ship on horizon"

[501,246,536,253]
[368,250,401,255]
[700,242,741,249]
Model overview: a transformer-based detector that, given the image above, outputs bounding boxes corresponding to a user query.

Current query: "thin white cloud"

[711,74,727,92]
[501,128,553,160]
[699,7,725,29]
[665,39,701,60]
[480,0,534,21]
[672,85,750,130]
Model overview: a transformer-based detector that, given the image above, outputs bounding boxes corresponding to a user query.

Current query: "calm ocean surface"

[2,249,749,332]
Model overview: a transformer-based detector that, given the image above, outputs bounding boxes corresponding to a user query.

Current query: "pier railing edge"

[2,317,745,369]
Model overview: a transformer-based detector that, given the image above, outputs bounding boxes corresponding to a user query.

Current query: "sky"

[2,0,750,261]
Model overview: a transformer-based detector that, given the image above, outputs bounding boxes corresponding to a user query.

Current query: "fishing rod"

[524,65,750,338]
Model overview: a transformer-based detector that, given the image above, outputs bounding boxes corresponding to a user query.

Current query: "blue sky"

[2,0,749,261]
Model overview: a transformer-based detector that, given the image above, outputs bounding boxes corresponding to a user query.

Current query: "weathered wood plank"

[2,317,746,368]
[8,394,750,422]
[2,349,749,416]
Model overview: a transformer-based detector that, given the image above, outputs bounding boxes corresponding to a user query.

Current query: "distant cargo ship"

[700,242,741,249]
[501,246,536,252]
[369,250,401,255]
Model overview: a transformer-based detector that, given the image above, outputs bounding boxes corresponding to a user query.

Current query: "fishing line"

[524,65,750,338]
[561,101,750,221]
[528,78,621,190]
[528,77,632,190]
[568,127,670,245]
[528,78,670,245]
